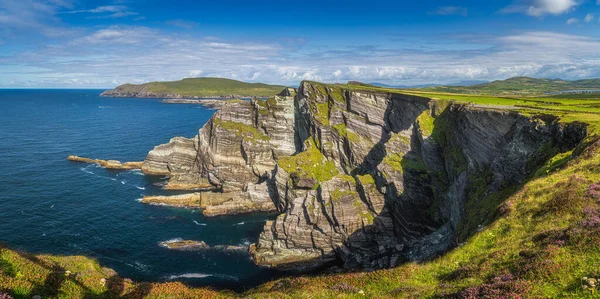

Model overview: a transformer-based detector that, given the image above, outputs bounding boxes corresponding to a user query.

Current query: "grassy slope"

[113,78,287,97]
[4,83,600,298]
[424,76,600,95]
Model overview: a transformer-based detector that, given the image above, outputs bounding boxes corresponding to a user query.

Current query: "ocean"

[0,89,279,290]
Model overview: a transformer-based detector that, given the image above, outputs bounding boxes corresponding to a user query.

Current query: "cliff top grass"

[424,76,600,95]
[278,140,338,184]
[112,77,287,97]
[0,244,230,298]
[213,118,270,141]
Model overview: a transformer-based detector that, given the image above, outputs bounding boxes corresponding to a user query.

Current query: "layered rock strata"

[141,93,297,216]
[249,82,586,271]
[139,82,587,272]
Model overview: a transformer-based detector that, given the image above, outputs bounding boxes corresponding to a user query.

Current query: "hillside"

[4,82,600,298]
[425,76,600,95]
[100,78,287,98]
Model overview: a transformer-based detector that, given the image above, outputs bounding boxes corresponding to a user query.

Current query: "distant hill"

[424,76,600,95]
[369,80,488,89]
[101,77,287,98]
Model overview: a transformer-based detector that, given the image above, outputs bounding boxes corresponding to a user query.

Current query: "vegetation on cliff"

[102,77,287,98]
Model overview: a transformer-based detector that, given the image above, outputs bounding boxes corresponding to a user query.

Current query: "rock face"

[141,82,587,272]
[67,155,143,170]
[249,81,587,271]
[141,94,297,216]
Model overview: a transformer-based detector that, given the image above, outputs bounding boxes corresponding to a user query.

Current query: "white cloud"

[585,13,594,22]
[429,6,468,16]
[2,28,600,88]
[77,26,158,44]
[166,19,200,29]
[0,0,76,38]
[503,0,578,16]
[65,5,138,18]
[566,17,579,24]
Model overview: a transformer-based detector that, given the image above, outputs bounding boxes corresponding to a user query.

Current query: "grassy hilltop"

[102,77,287,98]
[424,76,600,95]
[4,80,600,298]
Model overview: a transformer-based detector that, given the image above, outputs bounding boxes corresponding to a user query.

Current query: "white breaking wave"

[161,237,184,244]
[80,166,94,175]
[136,186,145,190]
[193,221,207,226]
[167,273,212,280]
[121,180,126,185]
[135,198,143,202]
[233,222,245,226]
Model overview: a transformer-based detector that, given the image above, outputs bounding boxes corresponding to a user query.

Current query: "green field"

[422,76,600,95]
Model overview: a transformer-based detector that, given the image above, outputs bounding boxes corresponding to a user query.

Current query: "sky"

[1,0,600,88]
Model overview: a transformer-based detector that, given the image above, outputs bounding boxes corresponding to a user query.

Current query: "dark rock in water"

[159,240,209,250]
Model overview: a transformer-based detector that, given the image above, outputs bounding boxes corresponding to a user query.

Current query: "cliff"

[100,77,288,99]
[140,90,297,216]
[139,81,587,272]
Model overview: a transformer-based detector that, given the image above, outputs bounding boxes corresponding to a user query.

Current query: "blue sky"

[1,0,600,88]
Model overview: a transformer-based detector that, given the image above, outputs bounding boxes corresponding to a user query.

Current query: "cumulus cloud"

[566,17,579,24]
[585,13,594,22]
[503,0,578,16]
[429,6,468,16]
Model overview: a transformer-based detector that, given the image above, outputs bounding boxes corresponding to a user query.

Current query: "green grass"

[213,118,270,141]
[110,77,287,98]
[424,76,600,95]
[278,140,339,185]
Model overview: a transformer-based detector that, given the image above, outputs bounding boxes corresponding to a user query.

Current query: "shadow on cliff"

[303,94,586,271]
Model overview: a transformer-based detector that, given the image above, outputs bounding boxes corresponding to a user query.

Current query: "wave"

[125,261,150,272]
[160,237,183,244]
[135,186,145,190]
[233,222,245,226]
[98,106,113,109]
[135,198,143,202]
[80,164,95,175]
[193,220,207,226]
[130,169,144,176]
[166,273,239,281]
[167,273,212,280]
[80,165,119,182]
[121,180,126,185]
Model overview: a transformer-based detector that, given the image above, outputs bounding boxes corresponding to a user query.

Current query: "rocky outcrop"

[159,239,209,250]
[67,155,143,170]
[139,82,587,272]
[140,92,297,216]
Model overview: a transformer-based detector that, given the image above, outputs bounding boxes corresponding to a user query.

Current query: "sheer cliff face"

[141,82,586,271]
[250,82,586,271]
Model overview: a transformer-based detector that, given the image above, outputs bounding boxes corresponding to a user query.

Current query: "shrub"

[457,274,531,299]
